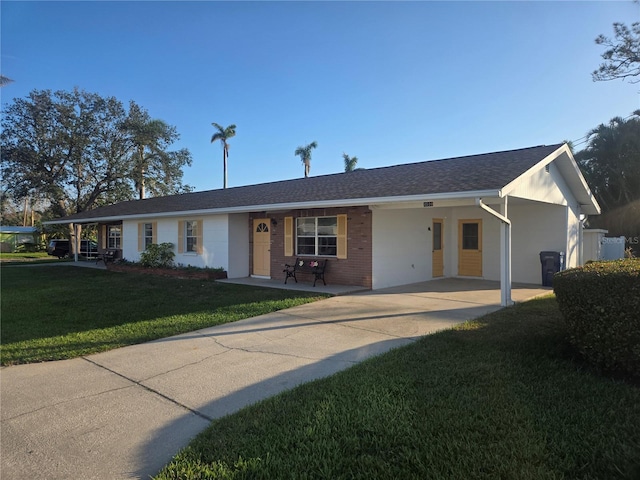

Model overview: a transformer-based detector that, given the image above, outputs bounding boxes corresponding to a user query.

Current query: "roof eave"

[42,189,502,225]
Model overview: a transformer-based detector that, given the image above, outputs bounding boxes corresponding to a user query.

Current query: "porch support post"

[476,198,513,307]
[73,223,79,263]
[501,197,512,306]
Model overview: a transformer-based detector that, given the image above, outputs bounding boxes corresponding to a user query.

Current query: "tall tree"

[1,88,193,224]
[123,102,192,199]
[210,122,236,189]
[295,141,318,178]
[593,22,640,83]
[575,111,640,213]
[343,153,358,172]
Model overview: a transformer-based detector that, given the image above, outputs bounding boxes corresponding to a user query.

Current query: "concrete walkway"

[0,279,550,480]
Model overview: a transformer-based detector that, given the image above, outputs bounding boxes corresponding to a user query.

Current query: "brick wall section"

[249,206,373,289]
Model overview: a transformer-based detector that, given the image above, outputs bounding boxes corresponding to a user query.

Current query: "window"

[462,223,479,250]
[108,226,121,249]
[143,223,153,248]
[433,222,442,251]
[185,221,198,253]
[296,216,338,256]
[137,222,157,251]
[178,220,202,254]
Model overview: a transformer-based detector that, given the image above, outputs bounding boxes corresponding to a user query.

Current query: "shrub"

[553,259,640,376]
[139,243,175,268]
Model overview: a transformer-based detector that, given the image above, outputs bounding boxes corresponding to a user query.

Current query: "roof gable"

[502,144,600,215]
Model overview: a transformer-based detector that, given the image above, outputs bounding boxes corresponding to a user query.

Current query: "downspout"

[476,198,513,307]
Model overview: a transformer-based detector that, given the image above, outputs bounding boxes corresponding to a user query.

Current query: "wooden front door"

[432,219,444,277]
[458,219,482,277]
[253,219,271,277]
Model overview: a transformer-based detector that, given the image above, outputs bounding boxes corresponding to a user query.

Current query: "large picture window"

[296,216,337,256]
[108,226,121,249]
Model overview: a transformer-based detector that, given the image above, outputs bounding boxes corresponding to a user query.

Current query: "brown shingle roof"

[53,144,563,222]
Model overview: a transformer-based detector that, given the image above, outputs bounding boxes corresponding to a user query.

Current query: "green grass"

[0,251,64,264]
[155,297,640,480]
[0,266,327,365]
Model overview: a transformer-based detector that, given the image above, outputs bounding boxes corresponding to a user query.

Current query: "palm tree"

[295,141,318,178]
[575,111,640,212]
[0,75,13,87]
[124,102,173,199]
[343,153,358,172]
[211,122,236,189]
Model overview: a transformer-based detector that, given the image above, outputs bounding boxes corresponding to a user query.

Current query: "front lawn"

[0,266,327,365]
[156,297,640,480]
[0,251,62,264]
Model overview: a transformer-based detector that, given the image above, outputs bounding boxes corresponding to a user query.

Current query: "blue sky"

[2,1,638,193]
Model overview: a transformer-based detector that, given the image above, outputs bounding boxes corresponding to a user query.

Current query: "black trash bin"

[539,251,565,287]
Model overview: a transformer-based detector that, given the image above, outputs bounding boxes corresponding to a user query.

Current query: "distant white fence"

[583,230,626,262]
[583,229,606,262]
[601,236,626,260]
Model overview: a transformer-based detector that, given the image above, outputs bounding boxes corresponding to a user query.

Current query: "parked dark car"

[47,239,98,259]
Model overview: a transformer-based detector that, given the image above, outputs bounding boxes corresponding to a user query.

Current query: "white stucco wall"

[371,208,431,289]
[227,213,249,278]
[509,204,568,284]
[199,216,230,270]
[507,161,582,283]
[121,214,235,271]
[371,205,506,289]
[121,221,138,262]
[509,162,572,206]
[565,203,581,269]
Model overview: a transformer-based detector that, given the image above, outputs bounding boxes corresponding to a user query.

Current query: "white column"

[477,198,513,307]
[73,223,79,263]
[500,197,512,306]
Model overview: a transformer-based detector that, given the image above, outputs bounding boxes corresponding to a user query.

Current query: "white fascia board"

[556,153,601,215]
[44,217,117,225]
[43,189,501,225]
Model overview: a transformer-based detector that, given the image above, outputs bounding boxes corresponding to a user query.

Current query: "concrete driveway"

[1,279,550,479]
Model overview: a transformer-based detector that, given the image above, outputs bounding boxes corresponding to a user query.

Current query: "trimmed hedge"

[553,259,640,377]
